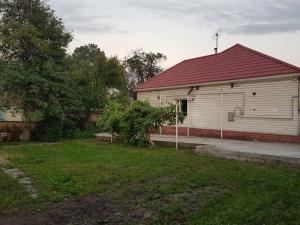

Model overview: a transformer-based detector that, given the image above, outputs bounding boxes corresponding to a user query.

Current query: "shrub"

[35,117,63,142]
[62,116,98,140]
[99,101,124,136]
[100,100,184,146]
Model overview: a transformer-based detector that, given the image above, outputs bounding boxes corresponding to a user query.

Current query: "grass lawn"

[0,140,300,225]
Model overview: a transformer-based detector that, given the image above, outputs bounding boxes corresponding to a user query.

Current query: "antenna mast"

[214,32,219,54]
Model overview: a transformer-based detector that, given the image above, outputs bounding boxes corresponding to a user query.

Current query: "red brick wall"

[160,126,300,144]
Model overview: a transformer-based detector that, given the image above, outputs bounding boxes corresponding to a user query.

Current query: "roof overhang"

[134,73,300,92]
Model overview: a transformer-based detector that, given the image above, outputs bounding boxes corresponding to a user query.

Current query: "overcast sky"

[48,0,300,68]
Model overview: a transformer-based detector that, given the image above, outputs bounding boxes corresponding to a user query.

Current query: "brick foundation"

[159,126,300,144]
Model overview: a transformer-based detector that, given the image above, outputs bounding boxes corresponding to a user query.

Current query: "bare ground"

[0,168,226,225]
[0,194,126,225]
[0,184,226,225]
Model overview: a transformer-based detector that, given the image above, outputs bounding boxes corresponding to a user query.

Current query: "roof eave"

[133,73,300,92]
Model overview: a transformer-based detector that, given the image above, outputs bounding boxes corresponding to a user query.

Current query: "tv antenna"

[214,32,219,54]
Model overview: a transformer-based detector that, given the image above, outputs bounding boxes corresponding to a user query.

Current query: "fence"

[0,122,37,141]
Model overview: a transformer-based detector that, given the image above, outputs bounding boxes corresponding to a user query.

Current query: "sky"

[48,0,300,69]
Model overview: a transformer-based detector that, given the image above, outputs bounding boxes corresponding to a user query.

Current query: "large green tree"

[0,0,74,140]
[68,44,126,128]
[124,49,166,89]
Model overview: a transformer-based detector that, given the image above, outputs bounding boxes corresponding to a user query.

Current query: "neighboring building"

[0,110,25,141]
[134,44,300,143]
[0,110,22,122]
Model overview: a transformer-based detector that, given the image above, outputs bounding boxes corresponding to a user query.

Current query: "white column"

[220,88,223,139]
[187,97,190,137]
[159,94,162,135]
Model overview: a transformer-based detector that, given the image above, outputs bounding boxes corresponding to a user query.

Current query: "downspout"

[187,87,194,137]
[298,77,300,136]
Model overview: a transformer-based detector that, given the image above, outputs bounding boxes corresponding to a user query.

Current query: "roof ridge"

[235,43,300,72]
[182,52,218,62]
[181,44,246,62]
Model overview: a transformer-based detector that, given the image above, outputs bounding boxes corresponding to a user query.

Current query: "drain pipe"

[298,77,300,136]
[187,87,194,137]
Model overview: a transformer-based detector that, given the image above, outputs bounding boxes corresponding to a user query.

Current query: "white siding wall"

[137,78,300,136]
[4,110,23,121]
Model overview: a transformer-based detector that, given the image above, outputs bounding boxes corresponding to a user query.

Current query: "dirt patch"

[128,185,227,224]
[0,185,227,225]
[0,194,126,225]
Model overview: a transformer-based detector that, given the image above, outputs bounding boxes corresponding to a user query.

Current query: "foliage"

[100,101,124,135]
[60,116,97,140]
[100,100,184,146]
[0,0,75,141]
[124,49,166,89]
[68,44,127,129]
[0,1,128,141]
[121,101,184,146]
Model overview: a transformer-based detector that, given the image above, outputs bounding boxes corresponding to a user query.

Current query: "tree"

[124,50,166,89]
[0,0,73,141]
[68,44,127,128]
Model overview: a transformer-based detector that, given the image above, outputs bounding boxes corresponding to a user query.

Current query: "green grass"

[0,140,300,225]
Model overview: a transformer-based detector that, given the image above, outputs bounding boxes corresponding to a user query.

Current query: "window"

[179,99,188,116]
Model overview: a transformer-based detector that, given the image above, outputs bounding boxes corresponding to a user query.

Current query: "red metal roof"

[135,44,300,91]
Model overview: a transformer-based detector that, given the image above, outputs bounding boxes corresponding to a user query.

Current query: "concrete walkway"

[151,134,300,165]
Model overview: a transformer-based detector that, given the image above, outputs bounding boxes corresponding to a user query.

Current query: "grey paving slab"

[1,166,38,198]
[151,134,300,159]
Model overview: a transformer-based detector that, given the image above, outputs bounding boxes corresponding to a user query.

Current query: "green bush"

[62,116,98,140]
[35,117,63,142]
[100,100,184,146]
[99,101,124,136]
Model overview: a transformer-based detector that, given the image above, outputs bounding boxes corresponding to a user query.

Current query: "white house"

[134,44,300,143]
